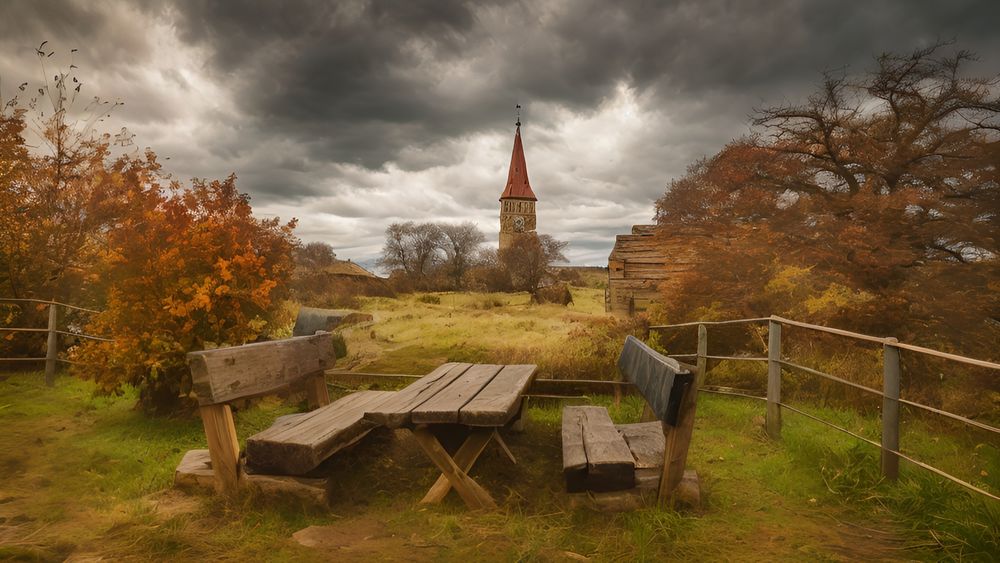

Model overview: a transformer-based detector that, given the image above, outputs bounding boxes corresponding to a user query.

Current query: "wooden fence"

[0,298,112,385]
[648,315,999,502]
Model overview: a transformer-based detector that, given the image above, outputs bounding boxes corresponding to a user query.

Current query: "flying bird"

[71,49,78,53]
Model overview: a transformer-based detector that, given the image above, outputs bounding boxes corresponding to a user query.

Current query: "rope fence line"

[779,402,1000,502]
[0,297,102,314]
[651,315,999,502]
[0,297,111,384]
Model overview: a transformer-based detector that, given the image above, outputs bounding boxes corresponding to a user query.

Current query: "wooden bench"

[176,331,391,497]
[562,335,699,505]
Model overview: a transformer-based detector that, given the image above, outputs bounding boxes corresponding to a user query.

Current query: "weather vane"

[515,104,521,127]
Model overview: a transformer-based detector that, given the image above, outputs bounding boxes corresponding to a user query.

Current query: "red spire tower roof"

[499,125,537,201]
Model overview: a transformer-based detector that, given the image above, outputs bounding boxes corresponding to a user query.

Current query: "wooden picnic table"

[364,362,537,509]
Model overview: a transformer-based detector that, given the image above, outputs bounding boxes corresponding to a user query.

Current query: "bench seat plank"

[616,422,665,469]
[459,364,537,426]
[562,406,635,493]
[363,363,473,428]
[245,390,397,475]
[410,364,504,424]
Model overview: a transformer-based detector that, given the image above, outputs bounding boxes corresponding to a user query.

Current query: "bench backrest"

[188,332,335,406]
[617,335,693,425]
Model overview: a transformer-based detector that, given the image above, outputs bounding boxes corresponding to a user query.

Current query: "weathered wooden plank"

[616,421,665,469]
[292,306,372,337]
[174,449,216,492]
[617,335,692,424]
[563,406,635,493]
[363,363,473,428]
[188,332,335,405]
[245,390,396,475]
[459,364,537,426]
[582,409,635,492]
[562,406,601,486]
[411,364,504,424]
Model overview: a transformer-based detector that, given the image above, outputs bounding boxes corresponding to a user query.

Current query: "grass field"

[0,290,996,561]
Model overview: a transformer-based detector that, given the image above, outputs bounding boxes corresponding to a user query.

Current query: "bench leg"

[305,373,331,408]
[420,428,493,504]
[412,426,496,510]
[200,404,241,495]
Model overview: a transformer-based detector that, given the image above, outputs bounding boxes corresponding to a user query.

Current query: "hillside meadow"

[0,288,996,561]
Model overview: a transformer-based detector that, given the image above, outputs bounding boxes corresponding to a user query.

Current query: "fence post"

[696,324,708,384]
[45,303,58,386]
[882,337,901,480]
[766,319,782,438]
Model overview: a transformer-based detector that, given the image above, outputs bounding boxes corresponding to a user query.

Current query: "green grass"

[1,369,996,561]
[0,290,995,561]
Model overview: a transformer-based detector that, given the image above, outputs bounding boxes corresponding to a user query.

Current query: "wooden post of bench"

[766,319,782,439]
[305,373,331,408]
[186,332,336,496]
[200,403,241,495]
[657,324,707,504]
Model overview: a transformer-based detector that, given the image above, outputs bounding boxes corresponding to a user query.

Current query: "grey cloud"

[2,0,998,265]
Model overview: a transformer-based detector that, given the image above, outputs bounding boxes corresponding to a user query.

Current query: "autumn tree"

[654,42,999,358]
[1,47,155,359]
[0,47,136,305]
[499,233,568,293]
[73,175,297,413]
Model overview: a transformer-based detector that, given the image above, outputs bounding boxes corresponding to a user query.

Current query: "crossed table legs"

[410,425,517,510]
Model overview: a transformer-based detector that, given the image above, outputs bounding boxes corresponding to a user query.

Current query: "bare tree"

[295,241,337,271]
[439,222,485,288]
[500,233,568,293]
[376,221,445,283]
[377,221,415,275]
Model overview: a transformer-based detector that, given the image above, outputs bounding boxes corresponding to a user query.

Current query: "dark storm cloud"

[158,0,1000,173]
[2,0,998,264]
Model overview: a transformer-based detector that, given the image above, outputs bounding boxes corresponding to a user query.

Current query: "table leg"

[493,430,517,464]
[420,428,493,504]
[411,425,497,510]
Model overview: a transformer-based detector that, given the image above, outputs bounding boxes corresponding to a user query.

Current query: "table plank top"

[363,362,537,429]
[460,364,537,426]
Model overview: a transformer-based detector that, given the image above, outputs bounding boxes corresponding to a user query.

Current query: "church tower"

[498,116,537,251]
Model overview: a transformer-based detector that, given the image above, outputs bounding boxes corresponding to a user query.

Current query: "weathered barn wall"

[606,225,707,315]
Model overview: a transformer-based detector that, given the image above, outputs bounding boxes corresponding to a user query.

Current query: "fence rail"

[650,315,999,502]
[0,297,110,385]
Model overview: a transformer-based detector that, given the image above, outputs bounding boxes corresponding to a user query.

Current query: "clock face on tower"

[513,215,525,232]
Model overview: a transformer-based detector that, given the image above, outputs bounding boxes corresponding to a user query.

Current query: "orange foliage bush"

[72,175,297,412]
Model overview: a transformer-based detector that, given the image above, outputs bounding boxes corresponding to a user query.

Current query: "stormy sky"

[2,1,998,267]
